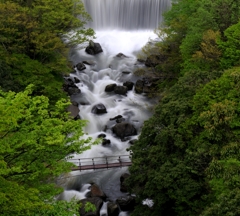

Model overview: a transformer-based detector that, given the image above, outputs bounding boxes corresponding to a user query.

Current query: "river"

[59,0,171,215]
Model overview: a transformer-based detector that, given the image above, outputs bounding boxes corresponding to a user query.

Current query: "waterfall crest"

[82,0,171,30]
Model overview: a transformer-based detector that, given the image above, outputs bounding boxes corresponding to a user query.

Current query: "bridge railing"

[68,155,132,171]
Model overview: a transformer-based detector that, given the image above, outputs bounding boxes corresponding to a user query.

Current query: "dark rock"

[74,77,81,83]
[116,196,135,211]
[67,104,79,120]
[102,138,111,146]
[76,62,86,71]
[89,183,106,199]
[114,86,128,95]
[85,40,103,55]
[107,202,119,216]
[137,58,145,63]
[98,133,106,138]
[63,78,81,96]
[123,81,134,91]
[122,71,131,74]
[67,86,81,95]
[79,197,103,216]
[71,101,78,106]
[110,115,123,121]
[91,103,107,115]
[105,84,117,92]
[120,173,130,192]
[116,53,128,58]
[112,122,137,139]
[116,118,125,123]
[129,139,137,145]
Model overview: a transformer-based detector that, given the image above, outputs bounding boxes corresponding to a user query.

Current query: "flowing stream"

[59,0,171,215]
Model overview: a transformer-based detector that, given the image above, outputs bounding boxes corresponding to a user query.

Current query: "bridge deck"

[71,161,132,171]
[69,155,132,171]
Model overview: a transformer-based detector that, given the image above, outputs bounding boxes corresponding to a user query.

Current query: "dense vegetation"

[0,0,94,215]
[128,0,240,215]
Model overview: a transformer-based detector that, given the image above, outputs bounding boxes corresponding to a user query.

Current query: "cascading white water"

[82,0,171,30]
[59,0,171,214]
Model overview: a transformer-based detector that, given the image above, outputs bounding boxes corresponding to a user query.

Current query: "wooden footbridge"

[69,155,132,171]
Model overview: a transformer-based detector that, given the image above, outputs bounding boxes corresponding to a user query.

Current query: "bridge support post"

[92,158,95,170]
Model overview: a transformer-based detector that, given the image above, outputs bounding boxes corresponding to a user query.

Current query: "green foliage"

[0,0,94,101]
[129,0,240,215]
[128,69,223,216]
[218,21,240,69]
[0,85,93,215]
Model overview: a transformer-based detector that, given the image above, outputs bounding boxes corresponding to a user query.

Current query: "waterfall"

[82,0,171,30]
[60,0,171,214]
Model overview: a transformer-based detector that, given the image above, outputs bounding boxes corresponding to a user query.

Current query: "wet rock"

[137,58,145,63]
[71,100,78,107]
[105,83,117,92]
[89,183,106,199]
[122,71,131,75]
[135,80,144,94]
[91,103,107,114]
[76,62,86,71]
[79,197,103,216]
[63,78,81,96]
[107,202,119,216]
[67,104,79,120]
[116,118,125,123]
[116,195,135,211]
[102,138,111,146]
[85,40,103,55]
[98,133,106,138]
[129,139,137,145]
[114,86,128,95]
[116,53,128,58]
[110,115,123,121]
[67,86,81,95]
[120,173,130,192]
[123,81,134,91]
[112,122,137,139]
[74,77,81,83]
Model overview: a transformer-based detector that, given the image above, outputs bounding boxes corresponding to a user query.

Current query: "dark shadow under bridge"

[69,155,132,171]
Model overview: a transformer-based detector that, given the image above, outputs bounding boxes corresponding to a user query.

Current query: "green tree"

[0,0,94,101]
[218,21,240,69]
[0,85,93,215]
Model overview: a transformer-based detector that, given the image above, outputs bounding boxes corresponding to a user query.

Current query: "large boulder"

[102,138,111,146]
[123,81,134,91]
[63,78,81,96]
[85,40,103,55]
[89,183,106,199]
[107,202,119,216]
[67,104,80,120]
[112,122,137,139]
[114,86,128,95]
[116,196,135,211]
[91,103,107,114]
[120,173,130,192]
[116,53,128,58]
[110,115,123,121]
[105,84,117,92]
[76,62,86,71]
[79,197,103,216]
